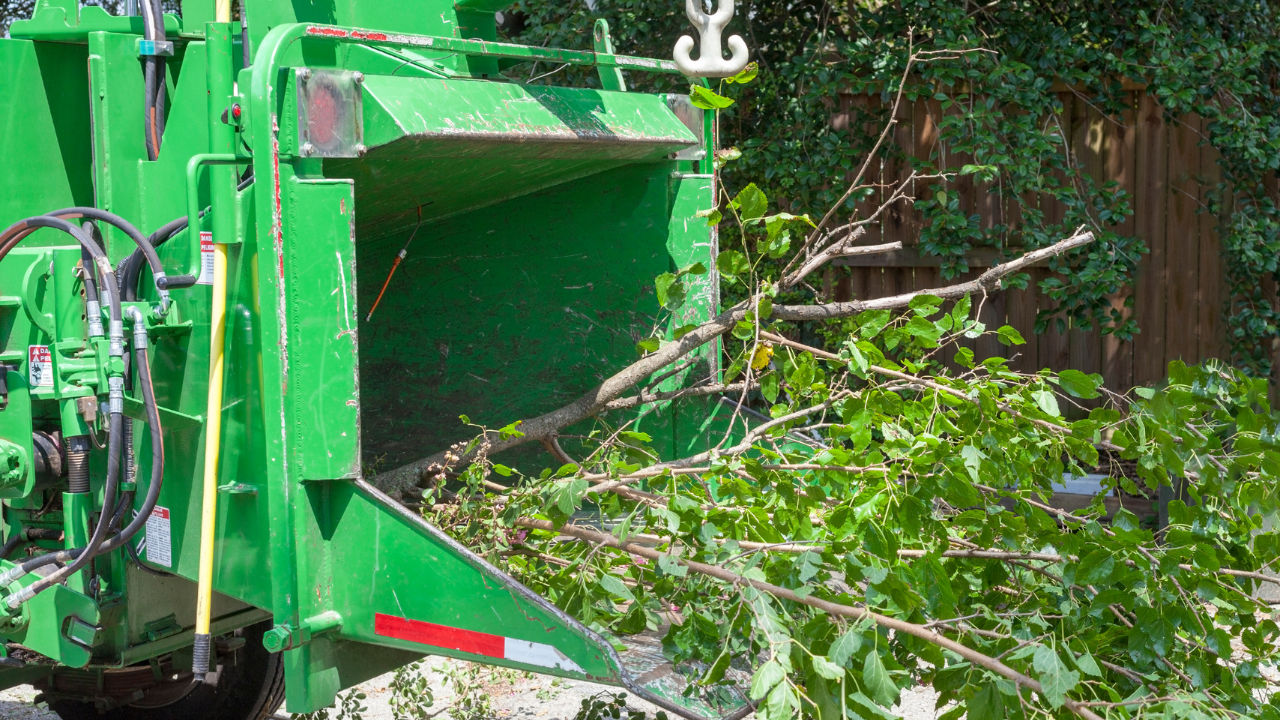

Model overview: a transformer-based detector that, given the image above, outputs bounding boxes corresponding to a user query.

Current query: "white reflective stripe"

[503,638,586,674]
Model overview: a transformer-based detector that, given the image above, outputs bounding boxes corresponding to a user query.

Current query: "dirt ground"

[0,658,946,719]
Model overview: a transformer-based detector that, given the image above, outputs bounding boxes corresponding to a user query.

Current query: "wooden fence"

[826,86,1227,391]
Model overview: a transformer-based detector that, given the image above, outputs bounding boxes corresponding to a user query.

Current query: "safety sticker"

[197,232,215,286]
[145,506,173,568]
[28,346,52,388]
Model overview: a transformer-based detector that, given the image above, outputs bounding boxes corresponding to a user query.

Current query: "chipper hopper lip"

[356,479,751,720]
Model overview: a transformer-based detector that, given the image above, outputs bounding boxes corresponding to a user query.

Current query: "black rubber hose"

[98,338,164,554]
[151,0,167,146]
[47,207,165,291]
[79,223,99,310]
[0,216,120,323]
[0,535,20,561]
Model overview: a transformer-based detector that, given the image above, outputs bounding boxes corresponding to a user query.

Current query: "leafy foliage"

[506,0,1280,375]
[416,175,1280,719]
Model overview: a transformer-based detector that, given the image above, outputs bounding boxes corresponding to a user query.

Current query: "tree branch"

[517,518,1106,720]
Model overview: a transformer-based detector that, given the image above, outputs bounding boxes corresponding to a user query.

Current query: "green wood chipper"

[0,0,751,717]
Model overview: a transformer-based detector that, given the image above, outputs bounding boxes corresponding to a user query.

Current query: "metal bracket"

[593,19,626,92]
[673,0,749,78]
[136,38,174,57]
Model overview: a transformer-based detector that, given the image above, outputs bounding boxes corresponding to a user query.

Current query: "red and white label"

[144,506,172,567]
[27,346,52,388]
[196,232,215,286]
[373,613,585,674]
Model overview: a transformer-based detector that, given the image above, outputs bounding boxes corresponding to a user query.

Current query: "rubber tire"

[46,621,285,720]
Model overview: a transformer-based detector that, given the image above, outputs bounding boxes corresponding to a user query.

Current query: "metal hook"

[672,0,749,78]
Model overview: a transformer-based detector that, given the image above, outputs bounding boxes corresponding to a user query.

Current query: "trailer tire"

[45,620,285,720]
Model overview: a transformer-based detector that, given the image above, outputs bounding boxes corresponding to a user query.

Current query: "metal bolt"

[352,71,365,84]
[300,142,315,157]
[297,68,312,81]
[354,144,367,157]
[262,625,292,653]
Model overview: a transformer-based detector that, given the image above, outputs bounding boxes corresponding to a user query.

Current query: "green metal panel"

[0,40,93,231]
[284,179,361,481]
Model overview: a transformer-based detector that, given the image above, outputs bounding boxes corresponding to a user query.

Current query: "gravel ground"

[0,658,946,719]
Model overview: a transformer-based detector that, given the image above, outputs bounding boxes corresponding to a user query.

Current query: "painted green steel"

[0,1,726,716]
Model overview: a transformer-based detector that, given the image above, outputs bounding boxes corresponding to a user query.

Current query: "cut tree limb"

[371,231,1096,498]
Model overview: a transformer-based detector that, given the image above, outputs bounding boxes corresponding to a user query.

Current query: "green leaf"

[1031,388,1061,416]
[1032,645,1079,709]
[636,337,660,354]
[1075,652,1102,677]
[726,61,758,84]
[689,84,734,110]
[760,372,779,403]
[763,681,798,720]
[811,655,844,680]
[997,325,1026,346]
[1056,369,1101,399]
[908,294,943,315]
[717,249,750,278]
[654,272,685,309]
[550,477,589,515]
[732,183,768,221]
[861,651,897,706]
[672,323,699,340]
[968,682,1005,720]
[598,573,635,602]
[656,554,687,578]
[960,444,987,482]
[749,660,785,701]
[829,627,864,667]
[491,463,513,477]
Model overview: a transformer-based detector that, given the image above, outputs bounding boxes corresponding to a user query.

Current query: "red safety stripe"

[373,613,505,658]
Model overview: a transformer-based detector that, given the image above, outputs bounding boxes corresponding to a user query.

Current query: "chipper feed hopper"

[0,0,750,717]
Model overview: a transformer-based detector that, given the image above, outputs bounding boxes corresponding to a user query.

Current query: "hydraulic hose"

[98,324,165,556]
[141,0,167,161]
[80,223,104,338]
[1,310,164,606]
[0,216,128,603]
[46,207,170,308]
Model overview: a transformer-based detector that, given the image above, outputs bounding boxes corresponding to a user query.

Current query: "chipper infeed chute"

[0,1,751,718]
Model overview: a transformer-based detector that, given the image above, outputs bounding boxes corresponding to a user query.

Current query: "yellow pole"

[193,0,234,681]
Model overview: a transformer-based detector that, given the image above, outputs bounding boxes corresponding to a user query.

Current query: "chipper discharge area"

[0,0,751,717]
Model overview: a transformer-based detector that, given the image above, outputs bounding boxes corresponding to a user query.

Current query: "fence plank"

[1165,113,1202,367]
[1197,115,1225,362]
[1067,94,1103,387]
[1101,93,1138,392]
[1133,92,1169,388]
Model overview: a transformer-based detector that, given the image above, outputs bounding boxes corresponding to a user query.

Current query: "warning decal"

[28,346,52,388]
[197,232,215,286]
[145,506,173,568]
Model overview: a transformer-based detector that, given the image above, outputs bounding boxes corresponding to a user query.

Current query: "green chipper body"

[0,1,742,716]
